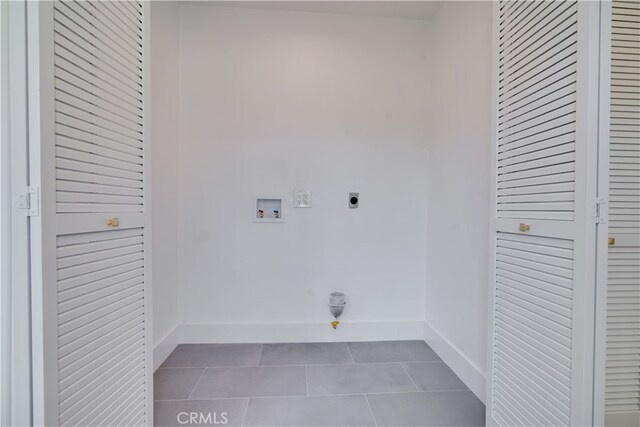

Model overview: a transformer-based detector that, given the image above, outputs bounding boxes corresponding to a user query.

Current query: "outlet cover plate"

[294,190,311,208]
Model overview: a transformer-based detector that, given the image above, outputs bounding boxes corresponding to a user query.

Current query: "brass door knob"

[608,237,615,246]
[106,217,120,227]
[519,223,530,232]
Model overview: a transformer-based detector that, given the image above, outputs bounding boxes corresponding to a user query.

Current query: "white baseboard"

[180,320,424,344]
[606,411,640,427]
[153,324,180,371]
[423,321,486,404]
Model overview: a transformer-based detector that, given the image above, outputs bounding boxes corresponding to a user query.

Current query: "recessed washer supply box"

[255,196,284,223]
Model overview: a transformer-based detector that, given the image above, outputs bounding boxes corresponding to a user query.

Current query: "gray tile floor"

[154,341,485,426]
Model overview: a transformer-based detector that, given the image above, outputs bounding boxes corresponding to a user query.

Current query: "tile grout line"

[346,342,356,364]
[187,368,208,400]
[154,388,469,403]
[399,362,420,392]
[240,398,250,427]
[157,360,442,370]
[155,394,307,403]
[364,394,378,427]
[256,343,264,366]
[304,365,309,396]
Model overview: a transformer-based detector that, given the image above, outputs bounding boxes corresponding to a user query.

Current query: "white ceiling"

[190,1,443,20]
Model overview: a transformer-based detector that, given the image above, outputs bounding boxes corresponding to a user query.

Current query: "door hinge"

[13,186,40,217]
[593,197,608,224]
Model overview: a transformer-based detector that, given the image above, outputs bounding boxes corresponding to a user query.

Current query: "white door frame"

[26,1,58,424]
[573,1,605,422]
[1,1,34,425]
[485,2,499,422]
[593,1,612,425]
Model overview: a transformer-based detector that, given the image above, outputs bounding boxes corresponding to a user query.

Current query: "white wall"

[177,5,431,342]
[150,1,180,367]
[424,1,493,402]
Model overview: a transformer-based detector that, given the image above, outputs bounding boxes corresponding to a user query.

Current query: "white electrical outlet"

[294,190,311,208]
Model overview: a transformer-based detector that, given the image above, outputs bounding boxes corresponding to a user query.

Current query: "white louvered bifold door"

[488,1,601,426]
[605,0,640,424]
[28,1,151,426]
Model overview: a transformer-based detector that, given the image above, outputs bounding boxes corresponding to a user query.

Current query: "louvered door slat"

[104,396,145,427]
[490,1,601,425]
[493,232,574,426]
[95,1,142,38]
[56,101,142,142]
[53,41,141,103]
[59,329,144,385]
[110,0,141,26]
[55,85,142,130]
[57,157,141,181]
[54,54,142,108]
[56,1,142,62]
[120,0,141,20]
[60,357,145,426]
[500,3,577,71]
[59,344,144,404]
[56,111,142,149]
[56,123,143,156]
[56,135,142,165]
[32,1,151,425]
[497,0,577,223]
[496,304,571,354]
[500,86,576,130]
[57,181,142,198]
[501,79,577,129]
[55,70,142,119]
[499,0,528,27]
[53,22,141,88]
[500,2,563,52]
[605,0,640,420]
[62,1,142,52]
[57,169,142,190]
[54,4,141,72]
[56,146,143,173]
[55,80,142,126]
[59,311,144,364]
[501,2,556,49]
